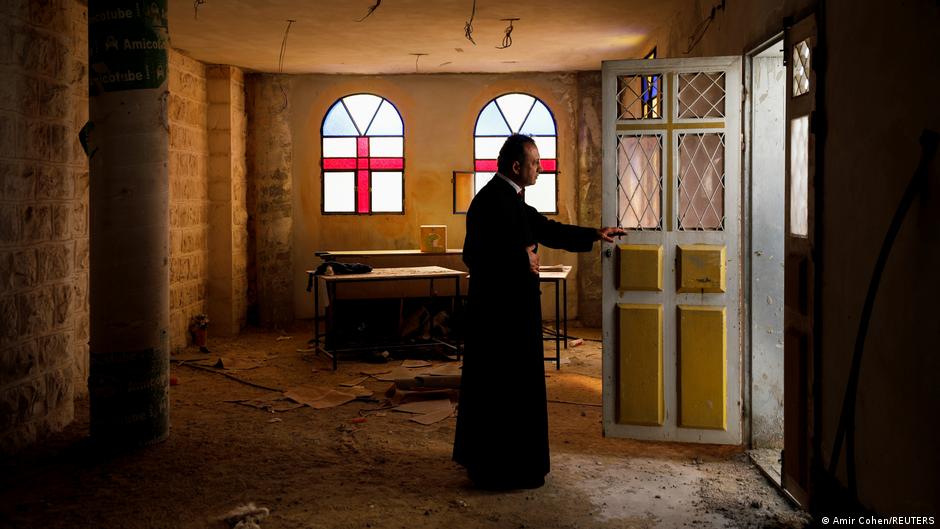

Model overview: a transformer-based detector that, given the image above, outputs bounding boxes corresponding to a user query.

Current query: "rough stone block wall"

[168,50,209,350]
[230,68,248,330]
[245,75,293,327]
[206,65,247,335]
[0,0,89,451]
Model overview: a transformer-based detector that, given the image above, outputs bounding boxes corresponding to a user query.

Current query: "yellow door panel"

[618,244,663,291]
[677,305,727,430]
[676,245,726,293]
[617,304,664,426]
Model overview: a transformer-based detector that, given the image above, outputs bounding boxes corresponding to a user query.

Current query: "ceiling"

[168,0,682,74]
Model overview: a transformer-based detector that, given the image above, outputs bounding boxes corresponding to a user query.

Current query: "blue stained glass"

[322,102,359,136]
[365,100,404,136]
[474,102,511,136]
[519,101,556,135]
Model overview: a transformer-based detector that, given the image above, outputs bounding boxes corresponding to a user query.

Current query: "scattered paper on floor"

[283,385,357,409]
[339,376,369,387]
[402,359,432,369]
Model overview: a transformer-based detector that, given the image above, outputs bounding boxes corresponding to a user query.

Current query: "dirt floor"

[0,323,811,529]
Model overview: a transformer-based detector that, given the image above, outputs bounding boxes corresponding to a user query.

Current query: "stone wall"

[168,50,209,349]
[0,0,89,451]
[207,65,248,335]
[245,75,293,327]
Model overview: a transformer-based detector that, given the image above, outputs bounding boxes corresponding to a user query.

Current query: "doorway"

[746,36,786,483]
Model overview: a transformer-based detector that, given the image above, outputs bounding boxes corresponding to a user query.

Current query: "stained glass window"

[321,94,404,214]
[468,93,558,214]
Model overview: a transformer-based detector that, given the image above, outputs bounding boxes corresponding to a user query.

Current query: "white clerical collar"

[496,172,522,194]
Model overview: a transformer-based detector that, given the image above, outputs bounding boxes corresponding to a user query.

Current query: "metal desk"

[539,265,572,370]
[306,266,466,370]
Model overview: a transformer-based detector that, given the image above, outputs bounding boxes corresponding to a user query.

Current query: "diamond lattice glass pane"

[678,133,725,230]
[790,116,809,236]
[617,75,662,120]
[793,39,811,96]
[617,134,662,230]
[371,171,403,212]
[678,72,726,118]
[323,172,355,212]
[525,173,556,213]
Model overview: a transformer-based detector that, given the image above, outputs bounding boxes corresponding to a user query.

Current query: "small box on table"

[420,225,447,253]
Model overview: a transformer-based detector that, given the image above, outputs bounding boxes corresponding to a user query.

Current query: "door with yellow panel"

[601,57,742,444]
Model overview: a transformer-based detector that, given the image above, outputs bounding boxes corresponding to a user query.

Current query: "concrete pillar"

[87,0,170,446]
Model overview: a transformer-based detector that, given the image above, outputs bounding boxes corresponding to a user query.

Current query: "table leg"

[563,277,568,350]
[555,279,561,370]
[455,276,461,361]
[313,275,320,348]
[328,282,337,371]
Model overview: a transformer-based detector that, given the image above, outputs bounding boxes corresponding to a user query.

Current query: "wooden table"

[306,266,467,370]
[540,265,572,370]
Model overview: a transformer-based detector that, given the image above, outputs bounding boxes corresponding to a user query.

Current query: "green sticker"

[89,1,168,93]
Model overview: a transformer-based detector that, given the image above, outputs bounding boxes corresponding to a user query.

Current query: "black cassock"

[453,175,598,486]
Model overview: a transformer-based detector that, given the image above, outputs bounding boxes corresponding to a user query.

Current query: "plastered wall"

[0,0,89,451]
[265,72,602,322]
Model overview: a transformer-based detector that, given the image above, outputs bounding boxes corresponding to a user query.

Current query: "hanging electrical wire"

[278,19,296,73]
[410,53,428,73]
[496,18,518,49]
[683,0,725,54]
[356,0,382,22]
[193,0,207,20]
[464,0,477,45]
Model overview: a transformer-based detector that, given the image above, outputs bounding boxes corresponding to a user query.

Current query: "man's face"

[513,143,541,187]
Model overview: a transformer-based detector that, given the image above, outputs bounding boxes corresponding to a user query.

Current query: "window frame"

[320,93,406,216]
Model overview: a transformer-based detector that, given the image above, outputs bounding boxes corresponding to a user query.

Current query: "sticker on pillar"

[617,244,663,291]
[676,245,726,293]
[677,305,727,430]
[617,304,663,426]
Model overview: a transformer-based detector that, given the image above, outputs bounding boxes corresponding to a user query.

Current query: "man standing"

[454,133,624,489]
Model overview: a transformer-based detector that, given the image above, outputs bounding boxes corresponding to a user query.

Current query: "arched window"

[321,94,404,214]
[472,93,557,214]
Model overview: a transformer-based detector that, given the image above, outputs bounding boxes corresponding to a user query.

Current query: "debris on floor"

[339,376,369,387]
[226,395,304,413]
[222,502,269,529]
[402,359,432,368]
[391,398,456,425]
[283,384,370,409]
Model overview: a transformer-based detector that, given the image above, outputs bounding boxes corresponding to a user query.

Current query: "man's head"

[497,133,541,187]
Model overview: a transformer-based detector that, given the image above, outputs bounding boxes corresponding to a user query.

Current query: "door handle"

[604,247,613,258]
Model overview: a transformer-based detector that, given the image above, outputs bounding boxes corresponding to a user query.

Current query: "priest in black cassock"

[453,133,625,489]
